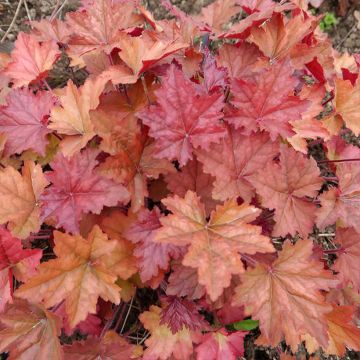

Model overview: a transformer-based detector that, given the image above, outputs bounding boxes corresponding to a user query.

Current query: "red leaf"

[233,239,338,350]
[125,208,183,283]
[317,163,360,233]
[40,149,130,233]
[3,32,60,88]
[165,157,219,215]
[333,228,360,291]
[53,302,102,336]
[160,296,208,333]
[0,227,42,312]
[228,60,309,140]
[202,51,228,94]
[0,89,54,156]
[138,65,226,166]
[166,263,206,300]
[64,330,136,360]
[196,329,246,360]
[197,127,279,202]
[249,145,323,237]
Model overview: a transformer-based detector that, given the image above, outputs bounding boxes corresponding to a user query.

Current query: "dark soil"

[318,0,360,53]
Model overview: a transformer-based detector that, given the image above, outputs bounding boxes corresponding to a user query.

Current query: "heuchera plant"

[0,0,360,359]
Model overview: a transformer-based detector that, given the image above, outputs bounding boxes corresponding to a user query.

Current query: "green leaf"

[232,319,259,331]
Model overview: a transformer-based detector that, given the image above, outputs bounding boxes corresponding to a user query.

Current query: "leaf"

[66,0,142,58]
[63,330,136,360]
[48,77,109,156]
[198,0,241,34]
[166,263,206,300]
[216,42,261,79]
[196,127,279,202]
[165,157,219,214]
[160,296,208,334]
[233,319,259,331]
[138,65,226,166]
[229,60,309,140]
[139,305,201,360]
[201,51,229,94]
[249,145,323,237]
[156,190,274,301]
[85,210,139,281]
[324,306,360,355]
[0,161,48,238]
[3,32,60,88]
[335,78,360,136]
[54,302,102,336]
[332,228,360,291]
[238,0,276,13]
[114,30,188,77]
[30,18,71,43]
[125,208,183,283]
[16,225,124,328]
[0,227,42,312]
[0,89,54,156]
[232,239,338,350]
[40,149,129,234]
[0,299,62,360]
[195,329,246,360]
[304,306,360,355]
[317,163,360,233]
[99,139,175,213]
[249,13,314,61]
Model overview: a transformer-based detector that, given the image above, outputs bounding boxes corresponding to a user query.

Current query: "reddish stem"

[318,158,360,164]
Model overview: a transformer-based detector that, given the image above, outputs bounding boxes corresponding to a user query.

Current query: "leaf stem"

[318,158,360,164]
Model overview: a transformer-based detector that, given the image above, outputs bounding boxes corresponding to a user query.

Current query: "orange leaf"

[49,76,109,156]
[0,161,48,238]
[198,0,241,34]
[156,191,274,301]
[317,163,360,233]
[0,299,62,360]
[15,225,126,328]
[249,145,323,237]
[66,0,142,58]
[196,127,279,203]
[303,305,360,355]
[249,13,315,61]
[111,31,188,78]
[3,32,60,88]
[139,305,201,360]
[233,239,338,350]
[335,78,360,136]
[64,330,137,359]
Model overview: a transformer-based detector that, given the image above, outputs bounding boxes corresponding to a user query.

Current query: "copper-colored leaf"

[233,239,338,350]
[249,145,323,237]
[156,191,274,301]
[0,161,48,238]
[139,305,201,360]
[0,299,62,360]
[16,225,124,328]
[335,78,360,136]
